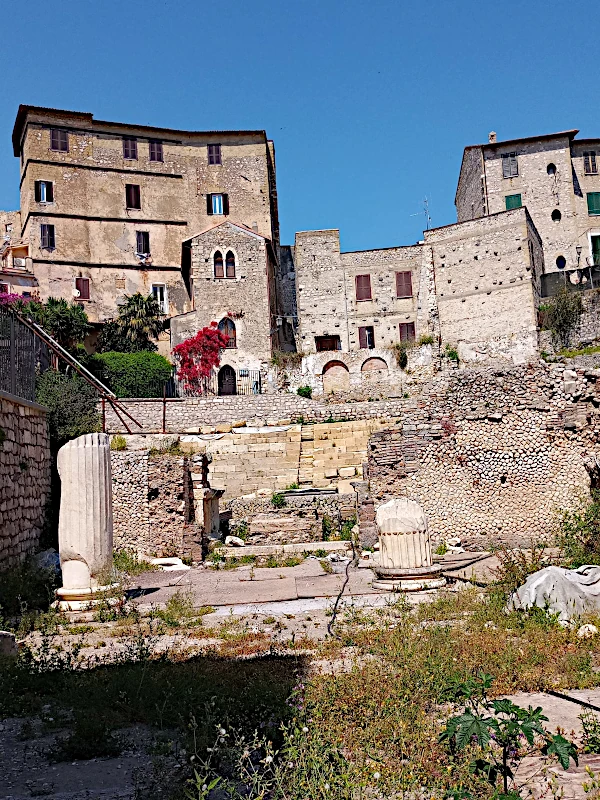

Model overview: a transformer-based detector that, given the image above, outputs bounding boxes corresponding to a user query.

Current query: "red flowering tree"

[172,322,229,393]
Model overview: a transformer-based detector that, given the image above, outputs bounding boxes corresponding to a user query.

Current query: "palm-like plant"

[112,293,165,351]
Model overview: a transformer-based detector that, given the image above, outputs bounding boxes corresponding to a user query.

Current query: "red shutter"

[358,327,367,348]
[396,271,412,298]
[207,194,213,215]
[355,274,372,301]
[75,277,90,300]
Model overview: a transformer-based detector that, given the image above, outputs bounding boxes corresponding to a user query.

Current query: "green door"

[592,235,600,266]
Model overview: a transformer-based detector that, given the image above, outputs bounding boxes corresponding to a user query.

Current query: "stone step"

[221,540,352,557]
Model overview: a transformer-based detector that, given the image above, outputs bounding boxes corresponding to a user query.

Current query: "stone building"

[0,210,37,298]
[455,129,600,280]
[7,105,280,327]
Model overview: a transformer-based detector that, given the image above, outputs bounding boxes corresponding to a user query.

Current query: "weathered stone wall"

[0,392,51,568]
[111,450,198,557]
[367,361,600,548]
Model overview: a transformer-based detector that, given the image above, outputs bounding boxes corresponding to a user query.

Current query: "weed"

[444,342,460,362]
[391,341,410,368]
[313,548,328,558]
[263,616,276,624]
[581,711,600,753]
[539,288,583,348]
[229,520,249,541]
[340,515,356,541]
[491,538,551,600]
[110,434,127,451]
[418,334,435,345]
[434,541,449,556]
[560,343,600,358]
[271,350,304,369]
[297,385,312,399]
[270,492,286,508]
[113,549,159,575]
[0,557,60,628]
[51,711,122,761]
[319,559,333,574]
[322,514,334,541]
[557,491,600,567]
[286,482,300,490]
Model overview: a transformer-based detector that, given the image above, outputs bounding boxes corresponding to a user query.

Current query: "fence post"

[9,314,16,396]
[162,384,167,434]
[102,397,106,433]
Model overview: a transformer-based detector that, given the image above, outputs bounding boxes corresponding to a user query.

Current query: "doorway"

[218,365,237,395]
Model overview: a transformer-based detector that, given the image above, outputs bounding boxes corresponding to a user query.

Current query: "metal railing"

[0,304,49,402]
[174,367,262,397]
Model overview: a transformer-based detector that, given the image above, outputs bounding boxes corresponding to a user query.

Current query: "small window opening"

[551,209,562,222]
[556,255,566,269]
[547,163,556,176]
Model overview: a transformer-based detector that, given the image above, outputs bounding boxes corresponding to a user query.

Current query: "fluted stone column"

[373,498,445,591]
[56,433,114,609]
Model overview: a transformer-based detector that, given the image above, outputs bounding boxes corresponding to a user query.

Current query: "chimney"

[488,131,497,144]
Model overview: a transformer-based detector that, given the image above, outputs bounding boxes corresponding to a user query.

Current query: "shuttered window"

[149,140,163,162]
[218,317,236,348]
[399,322,415,342]
[214,251,224,277]
[396,271,412,298]
[315,335,341,352]
[355,274,372,301]
[123,137,138,160]
[207,193,229,215]
[75,277,90,300]
[125,184,141,209]
[136,231,150,255]
[587,193,600,216]
[505,194,522,210]
[502,152,518,178]
[34,181,54,203]
[584,152,598,175]
[358,326,375,349]
[40,224,55,250]
[225,251,236,278]
[50,129,68,152]
[208,144,222,165]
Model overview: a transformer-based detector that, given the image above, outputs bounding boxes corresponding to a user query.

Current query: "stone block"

[338,466,356,478]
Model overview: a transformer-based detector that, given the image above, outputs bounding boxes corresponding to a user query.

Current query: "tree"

[172,322,229,392]
[36,370,100,447]
[97,293,164,353]
[538,288,583,349]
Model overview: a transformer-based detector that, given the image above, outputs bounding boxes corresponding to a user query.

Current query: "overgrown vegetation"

[270,492,287,508]
[418,333,435,345]
[112,549,158,575]
[444,342,460,363]
[296,385,312,399]
[96,292,165,353]
[391,341,410,368]
[90,350,172,398]
[558,343,600,358]
[35,370,100,448]
[271,350,304,369]
[557,490,600,567]
[539,287,584,348]
[110,434,127,451]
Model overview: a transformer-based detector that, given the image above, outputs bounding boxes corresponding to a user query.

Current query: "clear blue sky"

[2,0,597,251]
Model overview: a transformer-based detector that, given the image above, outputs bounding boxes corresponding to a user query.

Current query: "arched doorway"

[322,360,350,394]
[218,365,236,395]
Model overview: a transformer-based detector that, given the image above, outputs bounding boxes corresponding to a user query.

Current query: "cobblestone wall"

[367,360,600,548]
[0,392,51,568]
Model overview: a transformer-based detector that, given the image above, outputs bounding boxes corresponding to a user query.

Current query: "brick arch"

[361,357,388,372]
[322,360,350,393]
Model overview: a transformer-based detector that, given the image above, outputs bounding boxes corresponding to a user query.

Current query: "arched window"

[214,250,224,278]
[551,209,562,222]
[225,250,236,278]
[218,317,236,348]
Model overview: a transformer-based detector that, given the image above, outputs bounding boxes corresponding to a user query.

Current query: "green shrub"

[558,491,600,567]
[90,351,172,398]
[36,370,100,447]
[0,558,59,623]
[297,385,312,399]
[418,334,435,345]
[443,343,459,363]
[271,492,286,509]
[539,288,583,347]
[286,482,300,490]
[391,342,409,369]
[110,435,127,451]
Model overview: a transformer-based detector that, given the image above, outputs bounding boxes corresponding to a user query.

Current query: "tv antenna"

[410,196,432,230]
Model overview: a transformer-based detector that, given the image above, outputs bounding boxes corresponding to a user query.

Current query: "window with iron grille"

[136,231,150,255]
[358,326,375,349]
[125,184,141,209]
[40,224,55,250]
[50,129,68,152]
[149,140,163,162]
[218,317,236,348]
[355,274,372,301]
[208,144,222,165]
[584,152,598,175]
[399,322,415,342]
[75,277,90,300]
[395,271,412,298]
[34,181,54,203]
[225,251,236,278]
[214,251,224,277]
[207,193,229,215]
[123,137,138,160]
[502,152,518,178]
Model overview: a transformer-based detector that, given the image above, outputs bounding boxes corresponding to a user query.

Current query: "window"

[551,209,562,222]
[225,250,236,278]
[207,193,229,215]
[136,231,150,255]
[315,335,341,352]
[34,180,54,203]
[152,284,168,314]
[40,224,55,250]
[0,283,9,294]
[50,129,68,152]
[218,317,236,348]
[587,193,600,216]
[556,255,566,270]
[214,250,224,278]
[149,140,163,162]
[547,163,556,176]
[502,152,518,178]
[208,144,222,165]
[505,194,522,210]
[355,274,372,301]
[125,184,141,209]
[396,271,413,298]
[591,236,600,267]
[358,326,375,349]
[399,322,415,343]
[584,152,598,175]
[75,277,90,300]
[123,137,138,160]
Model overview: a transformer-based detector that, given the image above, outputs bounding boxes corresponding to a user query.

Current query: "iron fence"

[174,367,262,397]
[0,305,49,402]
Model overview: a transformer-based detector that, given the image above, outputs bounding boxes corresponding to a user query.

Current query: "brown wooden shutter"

[225,251,235,277]
[355,274,372,301]
[399,322,415,342]
[396,271,412,298]
[223,194,229,215]
[358,327,367,348]
[34,181,41,202]
[207,194,214,215]
[46,182,54,202]
[75,277,90,300]
[214,251,224,277]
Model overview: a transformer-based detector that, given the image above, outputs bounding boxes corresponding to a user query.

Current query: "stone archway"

[361,357,388,373]
[218,365,236,395]
[322,360,350,394]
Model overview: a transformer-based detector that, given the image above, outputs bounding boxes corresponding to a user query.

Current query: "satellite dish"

[73,289,81,297]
